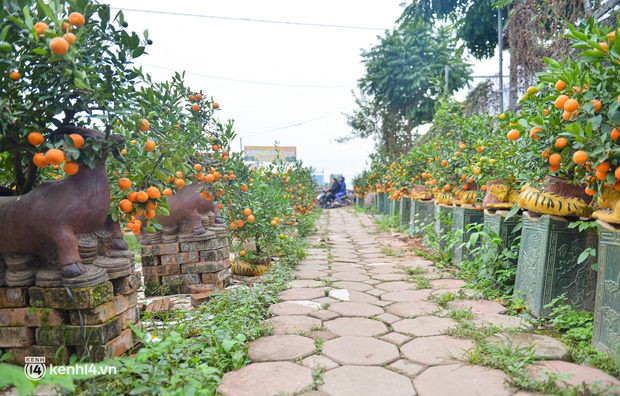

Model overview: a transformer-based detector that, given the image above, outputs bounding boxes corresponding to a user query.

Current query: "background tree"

[340,19,471,159]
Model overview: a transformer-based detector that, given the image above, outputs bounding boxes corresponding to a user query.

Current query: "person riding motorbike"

[325,177,339,205]
[335,176,347,204]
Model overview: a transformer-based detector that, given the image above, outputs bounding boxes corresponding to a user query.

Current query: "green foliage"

[92,227,311,394]
[400,0,506,60]
[459,223,520,297]
[0,0,149,194]
[342,18,471,158]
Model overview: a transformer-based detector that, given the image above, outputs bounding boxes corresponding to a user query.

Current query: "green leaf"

[577,250,590,264]
[31,48,49,55]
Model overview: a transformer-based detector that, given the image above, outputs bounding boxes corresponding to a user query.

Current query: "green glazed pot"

[514,211,597,317]
[410,199,435,236]
[434,203,453,249]
[451,205,484,264]
[400,198,412,230]
[593,220,620,354]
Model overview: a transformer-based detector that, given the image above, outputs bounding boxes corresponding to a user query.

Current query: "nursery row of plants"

[352,18,620,378]
[0,1,321,394]
[354,19,620,212]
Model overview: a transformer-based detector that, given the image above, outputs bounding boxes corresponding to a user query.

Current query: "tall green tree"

[340,19,471,159]
[400,0,505,60]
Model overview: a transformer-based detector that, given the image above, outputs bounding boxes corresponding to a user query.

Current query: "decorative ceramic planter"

[593,220,620,354]
[390,198,401,217]
[400,198,412,230]
[514,211,598,317]
[410,199,435,236]
[483,209,521,267]
[451,205,484,264]
[377,193,387,215]
[434,203,453,249]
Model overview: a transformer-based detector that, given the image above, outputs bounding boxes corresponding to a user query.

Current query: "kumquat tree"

[5,0,620,394]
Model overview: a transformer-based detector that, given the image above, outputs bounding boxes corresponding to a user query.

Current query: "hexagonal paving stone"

[447,299,506,314]
[323,336,400,366]
[376,312,401,325]
[430,279,467,289]
[413,364,511,396]
[367,288,388,297]
[306,330,339,341]
[328,302,385,317]
[269,301,320,316]
[319,365,415,396]
[388,359,424,378]
[487,333,571,361]
[406,259,435,267]
[367,266,400,274]
[292,270,327,279]
[297,264,329,271]
[332,272,370,282]
[472,313,532,330]
[333,281,373,292]
[287,280,324,288]
[329,289,378,303]
[324,317,388,337]
[278,287,326,301]
[309,310,340,321]
[379,332,412,346]
[218,361,314,396]
[301,355,340,371]
[386,301,440,317]
[248,335,315,362]
[264,315,322,335]
[376,281,416,291]
[330,265,366,274]
[392,316,457,337]
[381,290,431,302]
[527,360,620,392]
[372,273,405,281]
[401,335,474,365]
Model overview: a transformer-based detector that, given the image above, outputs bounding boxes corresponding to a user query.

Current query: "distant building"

[312,173,324,186]
[243,146,296,163]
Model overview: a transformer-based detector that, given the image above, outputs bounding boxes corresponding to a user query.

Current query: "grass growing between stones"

[77,214,320,395]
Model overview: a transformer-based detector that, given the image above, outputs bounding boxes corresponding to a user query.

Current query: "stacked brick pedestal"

[0,232,142,365]
[140,214,231,297]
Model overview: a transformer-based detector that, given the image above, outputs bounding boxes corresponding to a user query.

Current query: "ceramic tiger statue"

[592,186,620,224]
[518,187,593,217]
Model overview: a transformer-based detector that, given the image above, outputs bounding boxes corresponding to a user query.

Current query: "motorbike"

[316,189,353,209]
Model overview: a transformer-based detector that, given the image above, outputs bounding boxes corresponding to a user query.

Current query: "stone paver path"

[218,208,620,396]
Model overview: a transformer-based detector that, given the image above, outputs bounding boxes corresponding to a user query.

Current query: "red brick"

[191,292,218,308]
[69,293,137,326]
[160,251,199,265]
[223,258,231,269]
[0,287,29,308]
[29,282,114,310]
[119,304,140,329]
[145,298,171,314]
[111,272,142,295]
[0,327,35,347]
[141,243,179,256]
[141,254,160,267]
[184,284,217,294]
[201,268,230,284]
[143,264,180,277]
[76,328,136,362]
[5,345,70,365]
[0,307,64,327]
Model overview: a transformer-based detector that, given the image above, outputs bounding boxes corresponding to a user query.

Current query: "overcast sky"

[104,0,506,185]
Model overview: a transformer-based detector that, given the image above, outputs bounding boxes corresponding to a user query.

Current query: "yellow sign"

[244,146,296,162]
